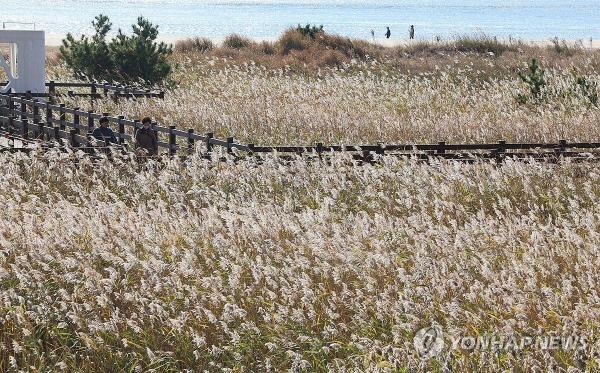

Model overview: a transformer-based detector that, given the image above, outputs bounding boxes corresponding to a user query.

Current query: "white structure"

[0,30,45,94]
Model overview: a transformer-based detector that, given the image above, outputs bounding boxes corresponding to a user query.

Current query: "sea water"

[2,0,600,42]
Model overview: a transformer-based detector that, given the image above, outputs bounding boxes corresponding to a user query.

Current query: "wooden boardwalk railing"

[3,81,164,100]
[0,93,246,156]
[2,92,600,162]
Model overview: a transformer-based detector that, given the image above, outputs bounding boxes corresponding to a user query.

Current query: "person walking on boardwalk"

[409,25,415,40]
[135,117,158,156]
[385,27,391,39]
[92,116,118,144]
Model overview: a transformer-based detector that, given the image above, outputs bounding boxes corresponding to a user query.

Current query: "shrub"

[175,37,214,53]
[258,41,276,55]
[550,38,582,56]
[320,34,368,58]
[277,29,311,54]
[398,40,437,56]
[574,76,598,107]
[296,24,324,39]
[517,59,546,103]
[276,27,376,60]
[315,49,346,68]
[223,34,253,50]
[60,15,172,86]
[454,34,514,56]
[397,35,515,57]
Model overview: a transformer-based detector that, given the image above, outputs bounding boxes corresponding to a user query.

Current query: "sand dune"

[44,32,600,49]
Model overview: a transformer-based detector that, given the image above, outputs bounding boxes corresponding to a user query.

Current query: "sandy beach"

[44,32,600,50]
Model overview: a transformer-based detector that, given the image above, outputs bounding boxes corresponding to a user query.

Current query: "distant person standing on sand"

[385,27,391,39]
[371,29,375,40]
[409,25,415,39]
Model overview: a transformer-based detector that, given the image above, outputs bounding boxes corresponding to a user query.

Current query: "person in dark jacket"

[385,27,391,39]
[135,117,158,156]
[409,25,415,40]
[92,116,118,144]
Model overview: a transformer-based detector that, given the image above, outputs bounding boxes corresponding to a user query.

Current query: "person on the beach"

[92,116,118,144]
[409,25,415,40]
[385,27,391,39]
[135,117,158,156]
[371,29,375,40]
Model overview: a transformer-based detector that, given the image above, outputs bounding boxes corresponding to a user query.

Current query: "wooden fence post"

[559,139,567,157]
[437,141,446,155]
[169,126,177,156]
[205,132,214,155]
[316,142,323,156]
[48,81,56,97]
[70,129,78,148]
[152,122,159,154]
[21,119,28,139]
[226,137,234,154]
[32,98,40,138]
[73,108,80,134]
[132,119,140,147]
[187,129,195,153]
[497,140,506,163]
[53,126,61,144]
[118,115,125,145]
[8,97,14,116]
[20,97,27,121]
[45,102,52,128]
[87,110,95,133]
[59,104,66,130]
[24,91,31,127]
[362,150,372,163]
[90,83,97,110]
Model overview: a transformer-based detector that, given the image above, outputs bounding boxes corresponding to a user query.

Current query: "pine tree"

[60,15,114,82]
[110,17,172,85]
[60,15,172,86]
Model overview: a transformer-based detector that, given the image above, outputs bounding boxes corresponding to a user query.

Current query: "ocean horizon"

[2,0,600,45]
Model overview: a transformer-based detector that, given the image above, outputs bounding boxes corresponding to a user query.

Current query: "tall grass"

[63,57,600,146]
[0,152,599,371]
[167,29,596,74]
[398,34,518,56]
[174,37,214,53]
[223,34,254,50]
[549,37,583,56]
[13,29,600,371]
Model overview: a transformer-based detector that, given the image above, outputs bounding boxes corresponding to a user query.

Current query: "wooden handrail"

[4,92,600,160]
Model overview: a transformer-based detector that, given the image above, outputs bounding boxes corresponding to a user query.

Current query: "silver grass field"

[1,47,600,371]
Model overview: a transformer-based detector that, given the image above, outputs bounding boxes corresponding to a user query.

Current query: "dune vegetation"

[2,152,600,371]
[47,29,600,147]
[1,29,599,371]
